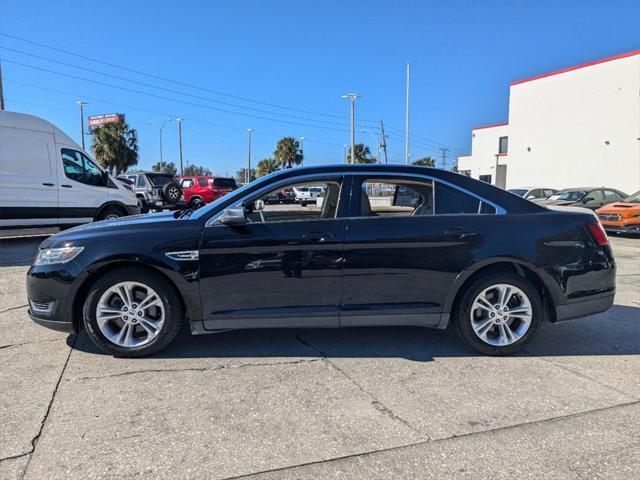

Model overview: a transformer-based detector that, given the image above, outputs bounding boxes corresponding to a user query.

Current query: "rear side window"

[360,179,433,217]
[435,182,495,214]
[61,149,104,186]
[198,178,209,187]
[213,178,237,189]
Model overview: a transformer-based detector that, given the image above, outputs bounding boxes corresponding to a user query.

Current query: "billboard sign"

[88,113,125,131]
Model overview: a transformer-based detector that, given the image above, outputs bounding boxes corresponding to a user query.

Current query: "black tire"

[161,182,183,204]
[138,197,150,214]
[82,267,182,357]
[97,205,125,221]
[190,197,205,209]
[454,271,542,356]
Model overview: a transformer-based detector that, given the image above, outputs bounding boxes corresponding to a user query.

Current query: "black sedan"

[537,187,627,210]
[27,165,616,357]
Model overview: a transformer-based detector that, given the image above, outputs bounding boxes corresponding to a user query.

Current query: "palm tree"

[91,121,138,175]
[273,137,303,169]
[256,158,279,177]
[151,161,177,176]
[347,143,376,164]
[412,156,435,167]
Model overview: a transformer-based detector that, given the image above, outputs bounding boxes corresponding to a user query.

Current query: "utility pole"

[300,137,304,167]
[76,101,88,150]
[0,59,5,111]
[343,144,349,163]
[405,61,410,164]
[342,93,361,164]
[176,118,184,176]
[246,128,254,183]
[159,118,172,170]
[439,147,449,170]
[380,120,388,164]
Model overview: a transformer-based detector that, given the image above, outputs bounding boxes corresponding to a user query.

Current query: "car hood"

[596,202,640,216]
[41,210,198,248]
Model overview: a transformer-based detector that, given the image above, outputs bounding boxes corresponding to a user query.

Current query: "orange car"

[596,190,640,235]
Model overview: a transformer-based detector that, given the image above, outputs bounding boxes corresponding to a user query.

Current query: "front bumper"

[555,291,615,322]
[28,311,74,332]
[601,222,640,234]
[27,267,82,334]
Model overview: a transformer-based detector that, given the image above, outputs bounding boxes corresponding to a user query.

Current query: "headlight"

[34,246,84,266]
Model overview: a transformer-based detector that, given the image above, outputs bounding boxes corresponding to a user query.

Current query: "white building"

[458,50,640,195]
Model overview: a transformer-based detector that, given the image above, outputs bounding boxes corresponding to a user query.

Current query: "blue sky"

[1,0,638,175]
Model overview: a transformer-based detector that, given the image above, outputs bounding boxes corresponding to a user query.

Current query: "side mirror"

[254,199,265,211]
[219,207,247,225]
[583,197,594,203]
[526,194,536,200]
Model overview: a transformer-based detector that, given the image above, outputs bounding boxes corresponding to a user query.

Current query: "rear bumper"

[555,291,615,322]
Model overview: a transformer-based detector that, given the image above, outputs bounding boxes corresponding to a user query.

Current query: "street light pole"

[76,101,88,150]
[176,118,184,176]
[342,93,361,164]
[159,118,172,170]
[247,128,254,183]
[405,61,410,165]
[300,137,304,167]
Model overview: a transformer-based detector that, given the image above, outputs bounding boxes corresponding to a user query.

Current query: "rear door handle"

[42,182,55,187]
[444,227,476,239]
[303,232,335,241]
[61,184,73,188]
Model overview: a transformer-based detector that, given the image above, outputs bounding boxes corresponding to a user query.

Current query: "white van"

[0,111,140,228]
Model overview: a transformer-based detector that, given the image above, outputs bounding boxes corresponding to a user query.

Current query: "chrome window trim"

[205,170,505,227]
[205,173,346,227]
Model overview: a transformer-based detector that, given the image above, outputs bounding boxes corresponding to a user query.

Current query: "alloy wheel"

[96,281,165,348]
[470,283,532,346]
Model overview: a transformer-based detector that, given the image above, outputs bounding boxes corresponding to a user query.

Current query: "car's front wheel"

[82,267,182,357]
[454,272,542,355]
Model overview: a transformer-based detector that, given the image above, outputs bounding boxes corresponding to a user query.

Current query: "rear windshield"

[213,178,237,189]
[146,173,175,186]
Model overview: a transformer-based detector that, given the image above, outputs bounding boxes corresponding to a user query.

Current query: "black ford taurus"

[27,165,616,357]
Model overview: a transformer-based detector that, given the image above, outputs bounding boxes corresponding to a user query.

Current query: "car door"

[198,174,350,330]
[341,174,491,327]
[57,148,109,223]
[581,189,605,210]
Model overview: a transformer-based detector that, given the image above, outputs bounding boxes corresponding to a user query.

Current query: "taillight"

[587,222,609,246]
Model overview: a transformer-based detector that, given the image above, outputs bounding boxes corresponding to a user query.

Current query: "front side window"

[181,178,195,188]
[246,179,342,223]
[61,149,104,186]
[587,190,604,202]
[603,190,621,200]
[136,175,146,187]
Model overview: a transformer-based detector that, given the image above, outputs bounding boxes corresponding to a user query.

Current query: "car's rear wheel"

[454,272,542,355]
[190,197,205,209]
[83,268,182,357]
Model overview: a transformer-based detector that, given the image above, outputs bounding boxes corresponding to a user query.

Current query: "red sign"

[88,113,125,131]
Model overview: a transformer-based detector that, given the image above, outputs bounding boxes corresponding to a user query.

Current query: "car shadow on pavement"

[69,304,640,361]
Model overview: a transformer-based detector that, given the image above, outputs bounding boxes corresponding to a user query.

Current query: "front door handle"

[42,182,55,187]
[302,232,335,241]
[444,227,476,239]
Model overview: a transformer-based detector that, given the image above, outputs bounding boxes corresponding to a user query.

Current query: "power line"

[0,32,379,124]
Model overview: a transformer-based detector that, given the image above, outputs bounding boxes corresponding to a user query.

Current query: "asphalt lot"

[0,235,638,479]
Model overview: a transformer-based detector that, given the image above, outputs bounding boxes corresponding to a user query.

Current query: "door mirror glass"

[526,194,536,200]
[254,199,265,211]
[219,207,247,225]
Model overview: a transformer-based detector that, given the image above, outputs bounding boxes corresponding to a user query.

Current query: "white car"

[293,185,325,206]
[507,187,558,201]
[0,111,140,228]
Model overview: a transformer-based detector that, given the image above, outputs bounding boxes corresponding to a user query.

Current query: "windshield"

[508,189,527,197]
[624,191,640,203]
[146,173,175,186]
[548,190,586,201]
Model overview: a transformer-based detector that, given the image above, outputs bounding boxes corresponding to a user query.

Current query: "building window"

[498,136,508,154]
[479,175,492,184]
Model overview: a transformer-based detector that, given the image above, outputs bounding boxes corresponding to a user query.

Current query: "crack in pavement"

[224,400,640,480]
[0,304,28,314]
[19,334,77,480]
[295,333,426,438]
[0,338,66,351]
[66,358,323,382]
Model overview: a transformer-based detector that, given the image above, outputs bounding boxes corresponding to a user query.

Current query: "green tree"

[183,164,212,176]
[347,143,376,164]
[91,121,139,175]
[274,137,303,169]
[235,168,256,184]
[256,158,279,177]
[151,161,177,176]
[411,156,436,167]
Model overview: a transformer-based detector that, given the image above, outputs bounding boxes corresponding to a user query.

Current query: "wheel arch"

[93,201,129,221]
[71,260,188,332]
[441,258,559,328]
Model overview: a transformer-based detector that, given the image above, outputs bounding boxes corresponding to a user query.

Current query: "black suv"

[119,172,185,213]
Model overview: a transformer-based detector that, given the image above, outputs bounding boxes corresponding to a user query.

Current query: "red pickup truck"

[177,176,238,208]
